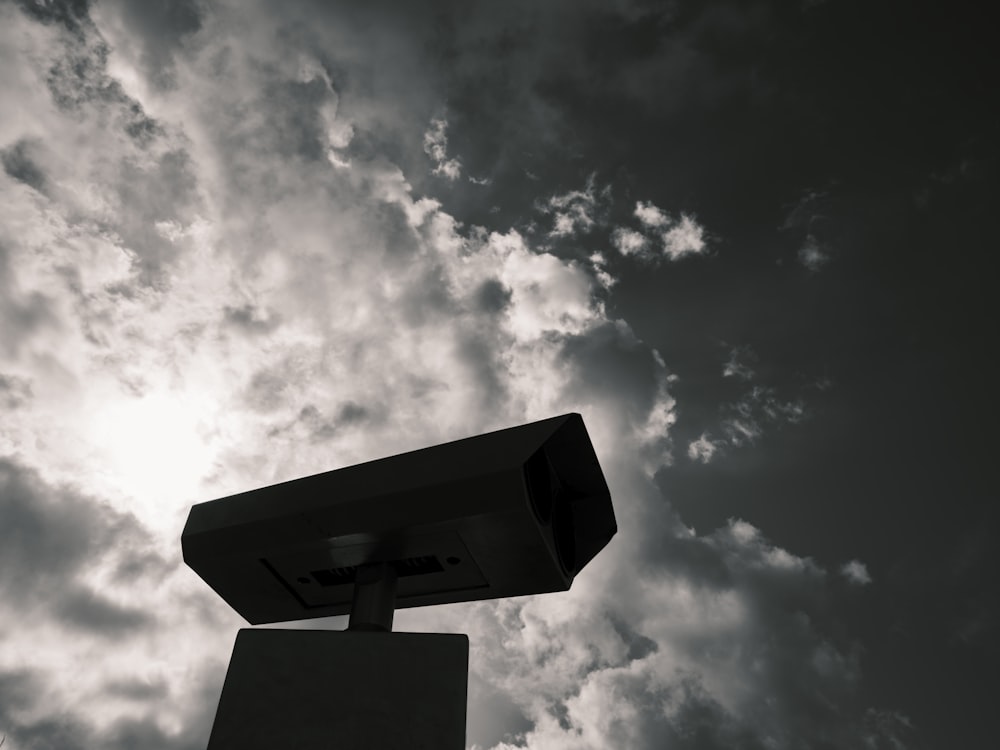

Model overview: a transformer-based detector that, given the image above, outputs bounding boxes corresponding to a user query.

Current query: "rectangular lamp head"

[182,413,616,624]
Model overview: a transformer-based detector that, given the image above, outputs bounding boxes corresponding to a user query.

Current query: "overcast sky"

[0,0,995,748]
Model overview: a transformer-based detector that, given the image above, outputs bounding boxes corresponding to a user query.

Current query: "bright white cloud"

[0,3,893,748]
[634,199,670,228]
[616,203,708,263]
[499,237,603,339]
[687,432,720,463]
[453,511,873,749]
[611,226,648,257]
[1,13,677,741]
[424,117,462,179]
[543,174,608,237]
[588,251,616,289]
[841,559,872,585]
[662,213,707,259]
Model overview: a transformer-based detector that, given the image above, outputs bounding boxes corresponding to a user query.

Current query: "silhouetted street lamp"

[183,412,616,749]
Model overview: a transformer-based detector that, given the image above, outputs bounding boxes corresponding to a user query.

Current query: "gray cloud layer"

[0,458,221,748]
[2,0,985,747]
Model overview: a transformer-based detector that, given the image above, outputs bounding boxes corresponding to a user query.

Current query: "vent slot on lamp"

[310,555,445,587]
[261,530,489,611]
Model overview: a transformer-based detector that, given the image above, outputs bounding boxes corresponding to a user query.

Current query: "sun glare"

[89,390,217,533]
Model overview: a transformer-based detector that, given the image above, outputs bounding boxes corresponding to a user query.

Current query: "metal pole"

[347,562,398,632]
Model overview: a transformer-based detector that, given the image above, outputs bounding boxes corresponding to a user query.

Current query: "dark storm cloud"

[224,0,453,190]
[454,329,510,414]
[222,304,283,334]
[13,0,172,138]
[54,587,153,635]
[112,546,174,584]
[0,457,170,615]
[393,261,456,325]
[559,320,664,422]
[298,402,372,442]
[0,462,213,750]
[259,76,338,162]
[1,139,48,194]
[640,532,870,748]
[43,29,116,111]
[0,460,173,710]
[196,49,339,174]
[104,676,170,701]
[421,0,994,278]
[0,244,57,359]
[473,278,512,313]
[0,459,106,586]
[267,401,377,444]
[414,2,776,230]
[110,148,200,286]
[0,671,85,750]
[0,668,39,715]
[101,0,203,89]
[634,531,732,591]
[0,674,220,750]
[13,0,91,35]
[600,5,999,740]
[467,672,534,749]
[0,713,90,750]
[622,677,768,750]
[0,372,33,409]
[242,367,292,412]
[607,614,659,663]
[2,0,993,746]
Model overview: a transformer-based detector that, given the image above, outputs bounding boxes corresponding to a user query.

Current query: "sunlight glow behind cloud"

[0,2,894,748]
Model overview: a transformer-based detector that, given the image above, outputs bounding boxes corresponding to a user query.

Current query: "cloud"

[685,375,809,463]
[0,459,143,600]
[721,386,805,448]
[612,201,709,263]
[424,117,462,179]
[662,213,707,259]
[0,457,231,745]
[798,234,830,270]
[635,200,671,229]
[781,190,833,271]
[1,138,48,193]
[91,0,204,91]
[611,227,648,257]
[443,511,882,750]
[0,665,222,750]
[0,3,910,748]
[543,174,608,237]
[1,0,678,525]
[841,560,873,586]
[862,709,919,750]
[723,345,757,381]
[54,587,154,636]
[103,676,170,702]
[497,232,604,340]
[221,303,282,334]
[0,372,32,409]
[687,432,721,463]
[677,345,817,462]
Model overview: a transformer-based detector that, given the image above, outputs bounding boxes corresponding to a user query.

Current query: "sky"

[0,0,995,748]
